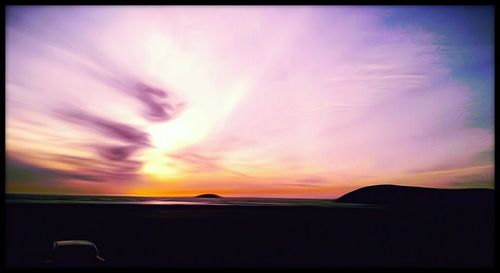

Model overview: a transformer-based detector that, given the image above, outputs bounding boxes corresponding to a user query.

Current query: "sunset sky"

[6,6,494,198]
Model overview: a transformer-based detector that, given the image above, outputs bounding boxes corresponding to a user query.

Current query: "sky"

[5,6,494,198]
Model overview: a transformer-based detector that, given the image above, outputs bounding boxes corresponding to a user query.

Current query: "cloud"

[168,148,255,178]
[74,61,186,123]
[52,154,143,182]
[55,108,150,146]
[6,155,103,183]
[134,82,186,122]
[297,177,327,184]
[6,6,186,124]
[94,144,141,161]
[450,178,494,189]
[283,183,322,188]
[5,6,494,196]
[169,151,220,173]
[7,151,146,185]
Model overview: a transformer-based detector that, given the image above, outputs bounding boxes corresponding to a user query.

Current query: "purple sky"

[6,6,494,197]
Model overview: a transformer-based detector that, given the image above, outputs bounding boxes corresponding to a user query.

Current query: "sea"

[5,193,378,208]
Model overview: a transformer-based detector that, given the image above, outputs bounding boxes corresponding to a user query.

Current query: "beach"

[5,202,494,267]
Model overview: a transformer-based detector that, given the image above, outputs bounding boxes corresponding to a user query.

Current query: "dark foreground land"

[6,202,494,268]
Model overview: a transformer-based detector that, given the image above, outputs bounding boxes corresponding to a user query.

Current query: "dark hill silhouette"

[194,194,221,198]
[336,184,494,208]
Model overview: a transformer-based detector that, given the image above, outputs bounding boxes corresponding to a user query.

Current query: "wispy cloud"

[55,108,150,146]
[134,82,185,122]
[7,155,103,183]
[94,144,141,161]
[6,6,494,196]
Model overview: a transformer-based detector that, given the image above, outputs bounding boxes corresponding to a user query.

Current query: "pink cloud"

[6,6,493,195]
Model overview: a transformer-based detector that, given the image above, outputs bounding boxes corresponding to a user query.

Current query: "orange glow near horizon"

[6,6,494,198]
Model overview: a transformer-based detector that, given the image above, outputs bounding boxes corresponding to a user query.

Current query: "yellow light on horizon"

[140,148,185,181]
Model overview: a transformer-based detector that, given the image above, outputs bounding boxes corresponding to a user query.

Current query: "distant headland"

[336,184,494,208]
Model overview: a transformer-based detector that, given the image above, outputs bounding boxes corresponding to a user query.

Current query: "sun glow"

[147,109,213,152]
[140,149,183,180]
[6,6,494,197]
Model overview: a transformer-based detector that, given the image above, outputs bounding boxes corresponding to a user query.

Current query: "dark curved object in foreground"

[195,194,221,198]
[43,240,105,267]
[336,184,494,208]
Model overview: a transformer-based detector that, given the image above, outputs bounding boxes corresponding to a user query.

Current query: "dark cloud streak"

[94,144,141,161]
[53,154,143,182]
[68,56,185,123]
[134,82,185,122]
[52,108,150,182]
[7,155,104,183]
[56,108,150,146]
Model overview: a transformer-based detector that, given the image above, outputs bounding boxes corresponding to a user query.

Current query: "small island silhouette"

[194,194,221,198]
[5,184,494,267]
